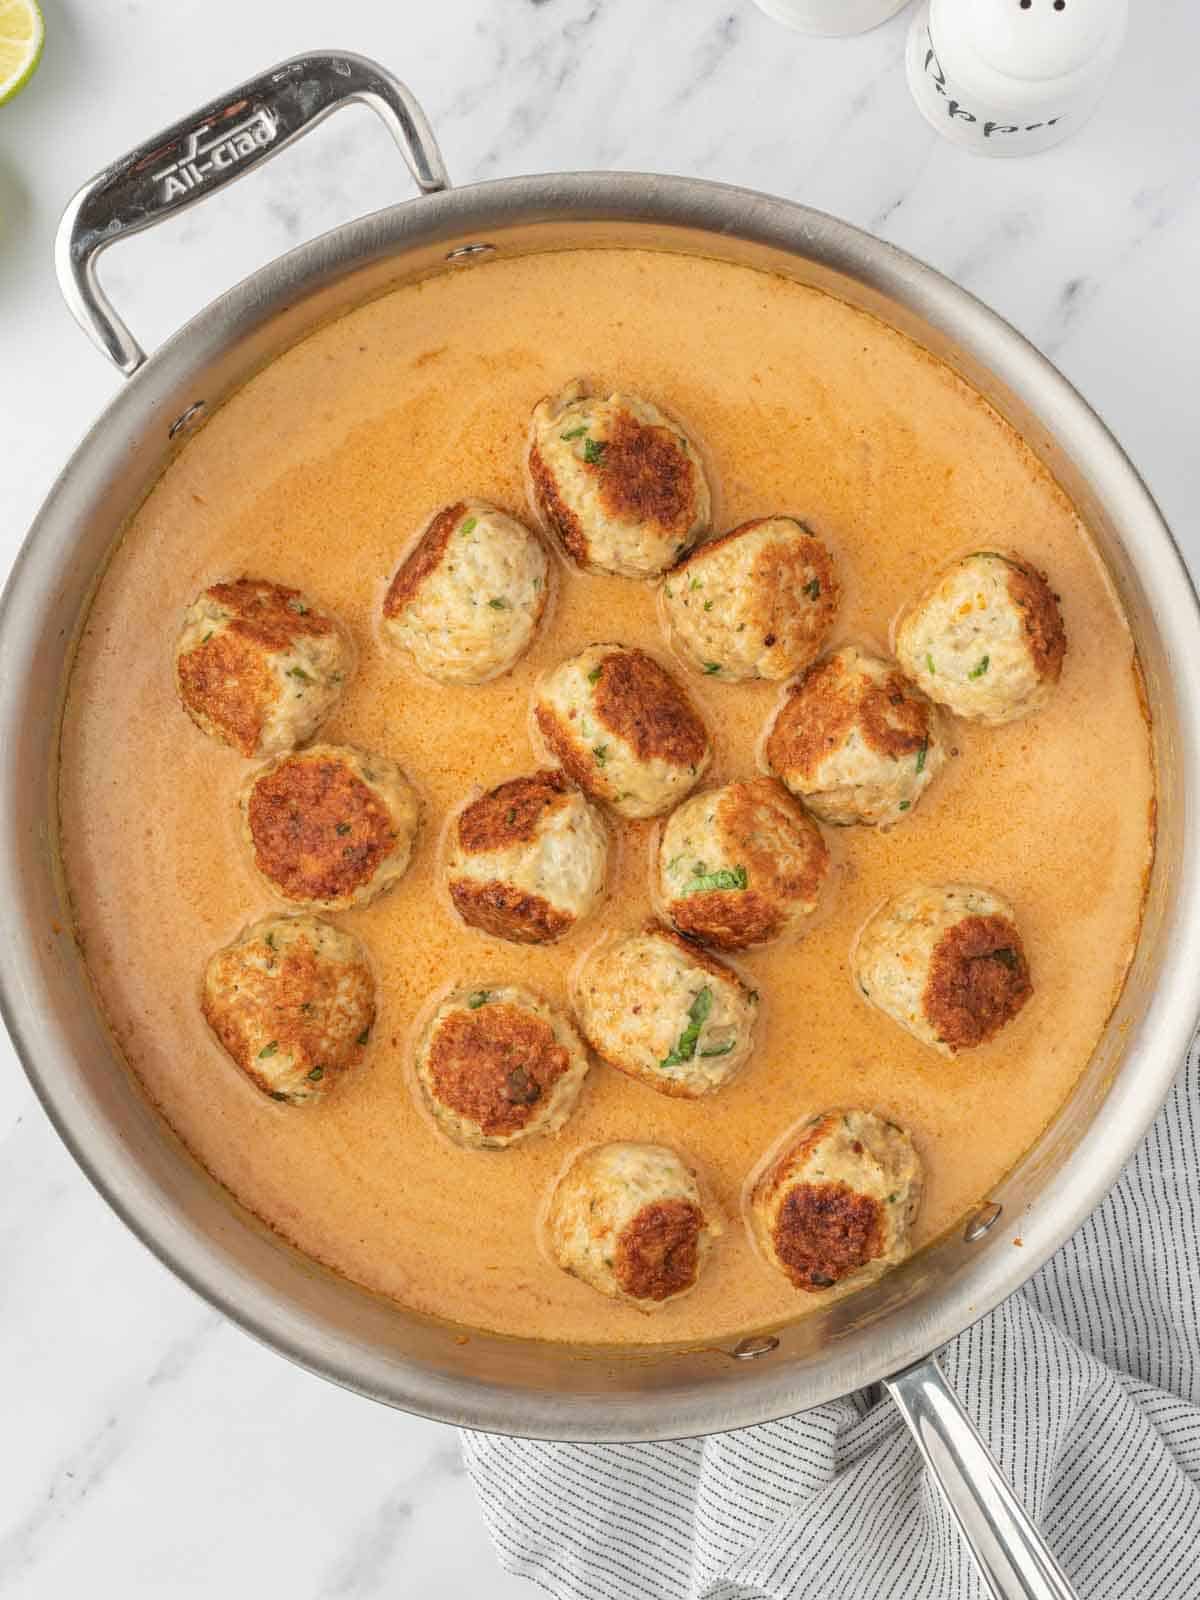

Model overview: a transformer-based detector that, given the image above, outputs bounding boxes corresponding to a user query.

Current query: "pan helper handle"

[55,51,450,377]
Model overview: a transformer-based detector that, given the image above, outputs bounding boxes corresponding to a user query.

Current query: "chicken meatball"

[662,516,839,681]
[895,551,1066,725]
[657,778,828,950]
[241,744,420,911]
[527,380,710,578]
[572,924,758,1098]
[446,770,607,944]
[175,577,352,758]
[546,1142,720,1309]
[414,984,589,1150]
[751,1110,922,1293]
[854,884,1032,1055]
[202,914,375,1104]
[533,644,711,820]
[381,500,549,685]
[764,646,948,827]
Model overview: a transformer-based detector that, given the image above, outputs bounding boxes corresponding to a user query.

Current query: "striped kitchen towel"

[463,1041,1200,1599]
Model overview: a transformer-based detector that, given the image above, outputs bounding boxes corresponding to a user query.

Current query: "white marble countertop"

[2,0,1197,1593]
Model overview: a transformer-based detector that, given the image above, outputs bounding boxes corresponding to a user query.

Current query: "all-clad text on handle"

[55,52,450,376]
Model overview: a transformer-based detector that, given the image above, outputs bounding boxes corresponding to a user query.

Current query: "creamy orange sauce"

[59,249,1153,1345]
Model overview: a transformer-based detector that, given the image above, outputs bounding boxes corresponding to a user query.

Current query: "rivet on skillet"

[445,242,496,263]
[963,1202,1003,1243]
[168,401,207,439]
[730,1334,780,1361]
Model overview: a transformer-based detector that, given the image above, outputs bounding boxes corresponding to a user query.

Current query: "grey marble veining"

[2,0,1198,1593]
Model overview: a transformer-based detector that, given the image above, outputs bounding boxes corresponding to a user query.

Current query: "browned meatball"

[764,646,948,827]
[571,923,758,1097]
[527,381,710,578]
[895,551,1067,724]
[533,644,712,819]
[656,778,828,949]
[751,1110,923,1292]
[175,577,351,757]
[661,516,839,681]
[241,745,420,911]
[381,499,548,684]
[545,1142,721,1308]
[445,770,608,943]
[414,984,589,1150]
[854,884,1032,1055]
[202,915,375,1105]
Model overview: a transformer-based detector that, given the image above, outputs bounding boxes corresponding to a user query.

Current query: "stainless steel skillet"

[5,50,1199,1600]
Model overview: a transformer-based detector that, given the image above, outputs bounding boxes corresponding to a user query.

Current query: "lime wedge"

[0,0,44,106]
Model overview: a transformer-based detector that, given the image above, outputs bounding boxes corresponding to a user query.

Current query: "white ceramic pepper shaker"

[905,0,1128,155]
[751,0,913,37]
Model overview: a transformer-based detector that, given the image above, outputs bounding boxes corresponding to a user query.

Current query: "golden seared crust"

[534,703,603,798]
[752,1109,920,1290]
[594,649,708,768]
[924,914,1032,1051]
[859,671,931,758]
[424,1002,572,1138]
[1006,561,1067,682]
[178,630,278,757]
[534,645,710,818]
[723,777,827,914]
[528,445,589,564]
[614,1199,704,1301]
[723,780,826,890]
[765,657,843,781]
[771,1181,885,1290]
[382,503,464,618]
[449,879,573,944]
[671,889,784,948]
[544,1141,714,1306]
[202,931,374,1095]
[854,884,1026,1054]
[751,525,839,646]
[456,770,570,853]
[207,578,336,646]
[675,516,839,647]
[595,410,698,537]
[766,653,930,781]
[246,753,395,903]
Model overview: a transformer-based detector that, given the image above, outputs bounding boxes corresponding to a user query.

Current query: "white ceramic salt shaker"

[752,0,913,38]
[905,0,1128,155]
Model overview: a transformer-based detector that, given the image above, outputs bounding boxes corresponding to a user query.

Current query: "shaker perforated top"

[908,0,1128,153]
[964,0,1126,82]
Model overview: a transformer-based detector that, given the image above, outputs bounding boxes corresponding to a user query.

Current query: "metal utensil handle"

[885,1354,1078,1600]
[55,51,450,377]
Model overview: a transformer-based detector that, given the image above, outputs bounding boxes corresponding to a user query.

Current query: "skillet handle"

[55,51,449,377]
[885,1353,1078,1600]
